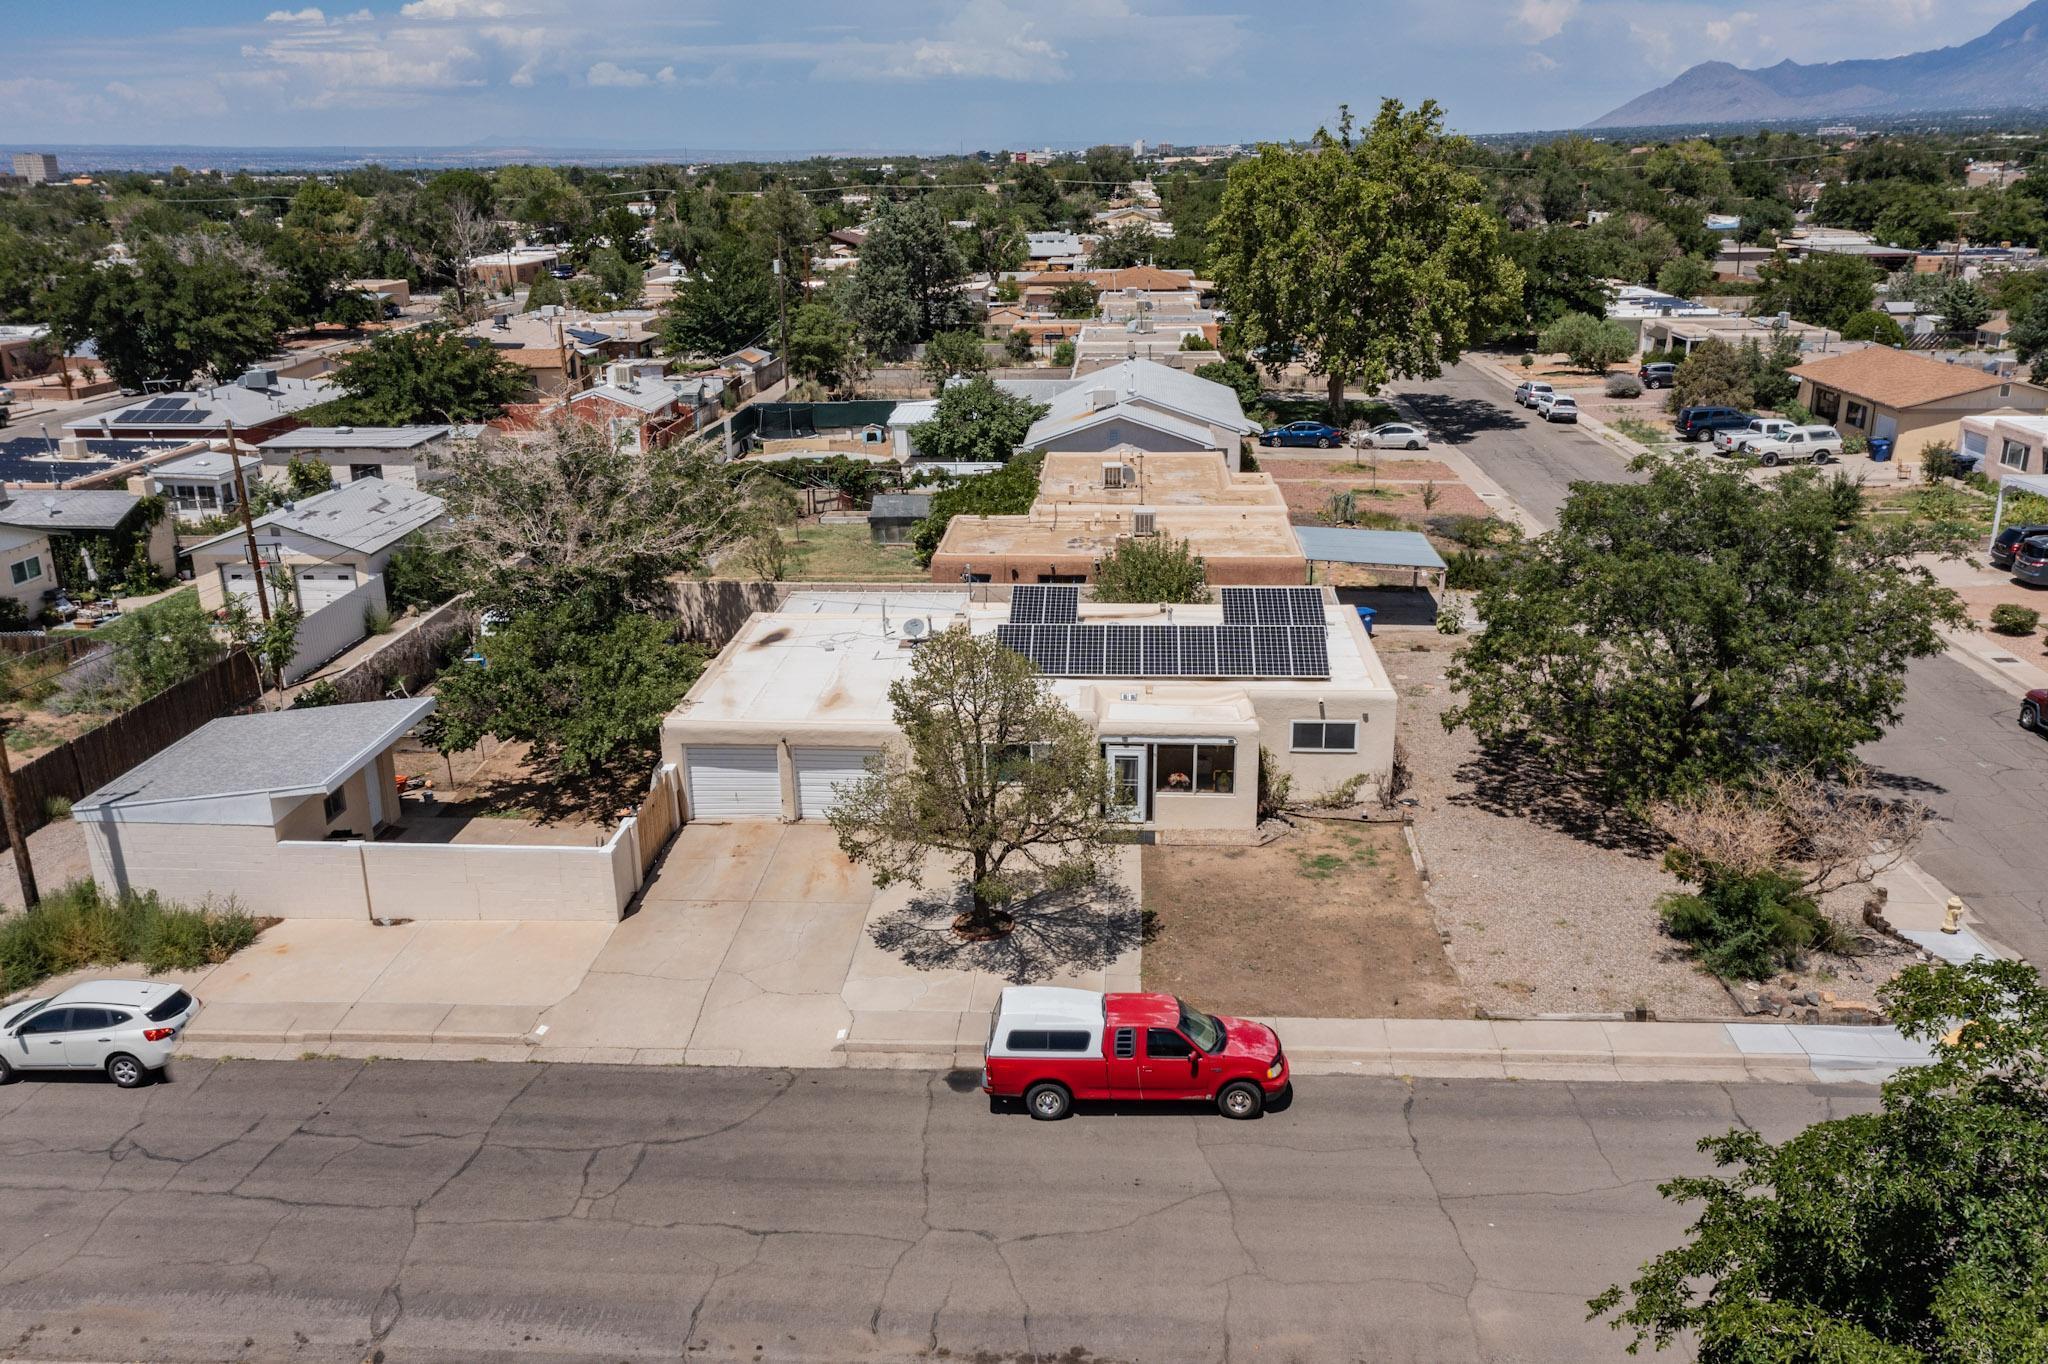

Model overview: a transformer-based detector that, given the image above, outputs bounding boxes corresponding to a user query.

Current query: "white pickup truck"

[1746,425,1844,466]
[1711,417,1795,456]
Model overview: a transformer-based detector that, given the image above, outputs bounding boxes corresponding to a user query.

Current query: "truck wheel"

[1025,1082,1071,1121]
[1760,452,1780,467]
[1217,1081,1264,1120]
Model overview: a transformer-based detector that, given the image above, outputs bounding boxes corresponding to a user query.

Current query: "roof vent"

[1090,388,1116,412]
[237,368,278,391]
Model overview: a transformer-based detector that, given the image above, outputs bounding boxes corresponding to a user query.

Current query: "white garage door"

[686,745,782,819]
[295,565,358,612]
[794,747,880,820]
[221,563,261,606]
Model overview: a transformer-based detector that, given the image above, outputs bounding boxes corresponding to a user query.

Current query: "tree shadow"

[870,877,1144,983]
[1395,391,1526,443]
[1445,741,1665,858]
[1857,765,1949,798]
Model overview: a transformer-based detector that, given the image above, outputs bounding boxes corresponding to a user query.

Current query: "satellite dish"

[902,616,930,640]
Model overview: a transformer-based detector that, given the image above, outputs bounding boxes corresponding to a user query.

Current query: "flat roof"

[258,426,450,451]
[74,698,435,818]
[0,489,142,532]
[152,450,261,479]
[1293,527,1449,570]
[936,507,1303,561]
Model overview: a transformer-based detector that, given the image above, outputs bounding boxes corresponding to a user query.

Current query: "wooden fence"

[3,648,261,850]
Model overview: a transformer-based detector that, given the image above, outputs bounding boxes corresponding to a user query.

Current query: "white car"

[1537,393,1579,423]
[1514,381,1554,408]
[1711,418,1795,456]
[0,980,200,1087]
[1746,424,1843,467]
[1356,421,1430,450]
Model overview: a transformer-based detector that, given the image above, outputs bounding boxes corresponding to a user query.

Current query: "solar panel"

[1216,625,1254,675]
[1178,624,1217,676]
[995,623,1033,658]
[1104,624,1143,676]
[1253,626,1294,676]
[1221,586,1327,627]
[1067,624,1105,675]
[1008,584,1079,624]
[1031,623,1070,674]
[1219,587,1257,625]
[1289,626,1330,678]
[1287,587,1326,626]
[1143,625,1179,676]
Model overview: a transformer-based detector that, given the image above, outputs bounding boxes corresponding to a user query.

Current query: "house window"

[2004,438,2033,471]
[9,556,41,586]
[322,788,348,822]
[348,463,383,481]
[1152,743,1235,794]
[1844,401,1868,430]
[1291,721,1358,753]
[1810,388,1840,422]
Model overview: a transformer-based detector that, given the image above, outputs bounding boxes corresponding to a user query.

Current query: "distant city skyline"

[0,0,2027,150]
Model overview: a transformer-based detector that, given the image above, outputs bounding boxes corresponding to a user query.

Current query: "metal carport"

[1291,527,1449,588]
[1989,473,2048,543]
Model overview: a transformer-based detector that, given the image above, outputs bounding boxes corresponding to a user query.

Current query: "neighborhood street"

[0,1059,1869,1363]
[1412,359,2048,965]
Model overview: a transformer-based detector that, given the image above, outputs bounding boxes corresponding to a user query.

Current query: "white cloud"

[264,7,327,22]
[1704,10,1757,45]
[1515,0,1577,42]
[821,0,1068,82]
[343,8,373,19]
[586,60,651,87]
[1525,50,1560,71]
[399,0,507,17]
[656,65,676,84]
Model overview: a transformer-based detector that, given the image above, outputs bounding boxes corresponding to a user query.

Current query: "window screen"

[1291,721,1358,752]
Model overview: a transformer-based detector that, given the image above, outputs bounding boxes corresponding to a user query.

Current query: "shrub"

[1605,373,1644,399]
[1842,433,1870,456]
[1050,339,1075,368]
[363,604,393,636]
[1178,333,1215,351]
[43,795,71,821]
[0,881,264,995]
[1427,513,1513,549]
[0,598,28,631]
[1658,865,1842,980]
[1435,600,1465,635]
[1443,549,1499,591]
[1256,746,1291,822]
[1991,603,2040,636]
[1918,440,1961,482]
[1519,354,1534,369]
[1779,401,1815,425]
[291,678,342,708]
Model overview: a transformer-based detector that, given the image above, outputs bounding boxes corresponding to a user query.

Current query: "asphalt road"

[1405,357,2048,965]
[0,1059,1870,1364]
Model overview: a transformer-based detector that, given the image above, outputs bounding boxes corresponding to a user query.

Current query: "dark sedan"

[1991,523,2048,570]
[1259,420,1346,449]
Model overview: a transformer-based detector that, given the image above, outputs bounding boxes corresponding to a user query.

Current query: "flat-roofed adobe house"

[665,586,1395,840]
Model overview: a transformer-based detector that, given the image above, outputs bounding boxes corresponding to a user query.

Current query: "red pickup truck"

[982,987,1290,1120]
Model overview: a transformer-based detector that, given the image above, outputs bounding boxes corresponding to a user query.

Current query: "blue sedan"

[1259,420,1346,448]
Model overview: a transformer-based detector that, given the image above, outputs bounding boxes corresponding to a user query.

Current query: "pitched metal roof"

[868,494,932,520]
[1293,526,1449,571]
[257,425,450,451]
[0,489,144,532]
[73,698,436,817]
[186,476,444,557]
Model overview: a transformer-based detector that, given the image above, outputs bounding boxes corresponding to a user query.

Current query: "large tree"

[1444,460,1966,803]
[1593,957,2048,1362]
[906,375,1045,466]
[323,328,526,425]
[846,199,972,358]
[45,235,285,390]
[829,625,1120,936]
[1209,100,1523,416]
[785,300,862,395]
[1752,252,1879,329]
[1091,534,1210,605]
[659,236,774,356]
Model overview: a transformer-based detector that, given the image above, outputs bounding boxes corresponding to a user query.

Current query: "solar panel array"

[1220,586,1327,626]
[994,622,1329,679]
[1008,584,1080,624]
[111,396,212,426]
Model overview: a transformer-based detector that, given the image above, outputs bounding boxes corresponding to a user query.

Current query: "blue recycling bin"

[1869,436,1894,463]
[1355,605,1377,636]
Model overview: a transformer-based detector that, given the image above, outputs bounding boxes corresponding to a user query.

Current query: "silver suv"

[0,980,200,1087]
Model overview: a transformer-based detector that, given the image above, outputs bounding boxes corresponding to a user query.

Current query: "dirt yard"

[1140,820,1470,1018]
[386,731,616,829]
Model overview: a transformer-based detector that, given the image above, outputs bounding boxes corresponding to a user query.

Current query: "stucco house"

[1018,358,1259,465]
[664,586,1396,841]
[254,426,453,488]
[0,521,52,619]
[186,477,445,617]
[1788,348,2048,462]
[1963,412,2048,477]
[0,489,176,595]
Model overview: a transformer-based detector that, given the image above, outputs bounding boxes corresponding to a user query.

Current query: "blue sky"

[0,0,2025,150]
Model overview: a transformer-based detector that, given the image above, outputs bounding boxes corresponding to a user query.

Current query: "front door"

[1137,1027,1204,1099]
[1105,745,1147,823]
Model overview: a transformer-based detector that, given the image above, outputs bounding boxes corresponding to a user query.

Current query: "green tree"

[1672,338,1755,410]
[1004,328,1035,364]
[1195,357,1265,411]
[1091,534,1210,604]
[1537,312,1636,373]
[659,237,774,356]
[1642,141,1733,200]
[431,590,707,783]
[1841,309,1908,346]
[847,199,972,357]
[1655,255,1716,300]
[2012,291,2048,368]
[1209,100,1522,418]
[101,593,225,700]
[1592,957,2048,1363]
[1933,277,1993,334]
[913,451,1044,565]
[905,376,1046,469]
[44,236,285,390]
[1443,460,1967,803]
[922,329,988,386]
[1089,222,1157,269]
[324,327,527,424]
[785,300,860,394]
[1753,252,1880,329]
[1872,183,1957,250]
[584,246,643,309]
[381,536,465,613]
[1503,225,1609,332]
[1050,280,1098,319]
[828,625,1119,936]
[522,272,566,311]
[284,456,333,499]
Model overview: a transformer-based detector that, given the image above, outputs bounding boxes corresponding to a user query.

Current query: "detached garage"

[685,745,781,820]
[794,747,878,820]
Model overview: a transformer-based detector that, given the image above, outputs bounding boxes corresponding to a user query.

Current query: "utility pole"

[773,245,790,379]
[0,721,38,910]
[224,422,271,622]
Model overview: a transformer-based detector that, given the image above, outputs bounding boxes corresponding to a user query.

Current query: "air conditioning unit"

[1102,461,1129,489]
[1090,388,1117,412]
[1132,507,1157,536]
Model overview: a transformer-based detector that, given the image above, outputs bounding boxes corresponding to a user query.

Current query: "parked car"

[2023,687,2048,733]
[1355,421,1430,450]
[1746,424,1843,466]
[982,986,1289,1120]
[2013,535,2048,586]
[1513,381,1554,409]
[1673,406,1756,441]
[1259,420,1346,449]
[1991,523,2048,570]
[1538,394,1579,423]
[1637,362,1677,390]
[0,981,200,1088]
[547,265,576,279]
[1711,417,1796,455]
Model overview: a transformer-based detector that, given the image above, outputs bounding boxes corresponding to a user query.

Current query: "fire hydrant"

[1940,895,1964,935]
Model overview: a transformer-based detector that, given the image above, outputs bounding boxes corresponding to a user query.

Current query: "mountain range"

[1588,0,2048,128]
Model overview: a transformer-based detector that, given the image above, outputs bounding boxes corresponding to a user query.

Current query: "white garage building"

[664,587,1398,841]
